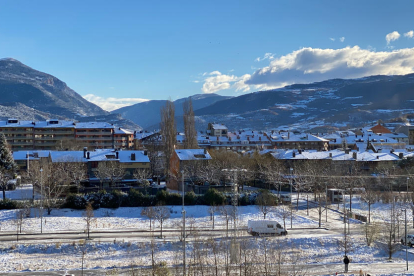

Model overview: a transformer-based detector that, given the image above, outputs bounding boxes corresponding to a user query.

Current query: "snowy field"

[0,189,414,275]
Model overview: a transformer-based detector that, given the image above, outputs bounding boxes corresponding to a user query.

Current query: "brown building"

[168,149,212,190]
[0,119,133,151]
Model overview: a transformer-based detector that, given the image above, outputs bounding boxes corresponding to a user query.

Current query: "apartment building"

[0,118,133,151]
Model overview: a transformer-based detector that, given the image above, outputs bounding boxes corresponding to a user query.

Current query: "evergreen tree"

[0,133,17,200]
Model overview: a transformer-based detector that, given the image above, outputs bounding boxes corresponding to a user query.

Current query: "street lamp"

[407,177,410,193]
[404,209,408,271]
[290,167,293,229]
[181,170,186,276]
[40,168,43,234]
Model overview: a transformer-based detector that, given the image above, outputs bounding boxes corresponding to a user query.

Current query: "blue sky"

[1,1,414,111]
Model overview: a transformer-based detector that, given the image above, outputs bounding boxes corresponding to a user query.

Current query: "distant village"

[2,118,414,193]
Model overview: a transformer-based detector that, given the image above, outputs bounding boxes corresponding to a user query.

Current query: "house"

[206,123,228,137]
[13,150,50,172]
[168,149,212,190]
[268,131,329,151]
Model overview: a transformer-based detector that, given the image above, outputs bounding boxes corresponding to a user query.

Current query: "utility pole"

[407,177,410,193]
[40,168,43,234]
[290,167,293,229]
[405,209,408,271]
[325,183,328,223]
[181,171,186,276]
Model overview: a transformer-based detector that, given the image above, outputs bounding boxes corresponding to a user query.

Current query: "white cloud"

[386,31,400,44]
[404,30,414,38]
[209,71,222,76]
[83,94,150,111]
[202,46,414,94]
[329,38,335,41]
[339,37,345,42]
[255,53,275,62]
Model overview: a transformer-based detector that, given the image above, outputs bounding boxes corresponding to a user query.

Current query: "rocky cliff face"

[0,58,107,118]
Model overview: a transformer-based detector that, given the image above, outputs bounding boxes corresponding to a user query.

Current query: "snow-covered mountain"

[0,58,141,130]
[111,93,232,129]
[0,58,107,118]
[193,74,414,131]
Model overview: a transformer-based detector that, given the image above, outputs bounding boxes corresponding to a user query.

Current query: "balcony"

[76,137,113,141]
[34,141,57,146]
[8,141,33,146]
[76,131,112,135]
[34,130,74,135]
[1,130,33,134]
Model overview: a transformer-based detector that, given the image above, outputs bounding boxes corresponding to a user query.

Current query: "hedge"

[62,189,257,210]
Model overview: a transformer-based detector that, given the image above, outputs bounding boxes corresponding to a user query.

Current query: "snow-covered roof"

[267,132,328,142]
[263,148,404,162]
[48,149,150,163]
[50,151,85,163]
[210,124,228,130]
[35,120,75,128]
[13,150,50,161]
[75,122,114,129]
[0,120,34,127]
[114,127,133,135]
[175,149,212,161]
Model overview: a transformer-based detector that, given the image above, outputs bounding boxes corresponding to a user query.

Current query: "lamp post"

[40,168,43,234]
[405,209,408,271]
[290,167,293,229]
[407,177,410,193]
[181,170,186,276]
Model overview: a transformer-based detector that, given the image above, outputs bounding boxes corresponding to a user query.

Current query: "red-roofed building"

[370,123,392,134]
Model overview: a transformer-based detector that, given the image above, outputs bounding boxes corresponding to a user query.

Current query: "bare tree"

[160,100,177,179]
[380,200,400,260]
[219,205,233,237]
[183,98,198,149]
[255,190,277,219]
[63,160,88,193]
[154,205,170,238]
[141,206,156,230]
[278,205,291,230]
[133,168,152,194]
[208,205,217,229]
[40,163,71,215]
[257,153,284,192]
[206,238,221,276]
[83,202,96,239]
[94,161,125,190]
[362,222,380,246]
[360,183,379,224]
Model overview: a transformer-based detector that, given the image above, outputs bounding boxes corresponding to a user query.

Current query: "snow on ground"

[0,194,413,275]
[0,204,317,232]
[0,184,37,201]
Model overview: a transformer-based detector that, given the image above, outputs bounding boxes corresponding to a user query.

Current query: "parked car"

[279,194,291,204]
[6,179,17,190]
[401,234,414,247]
[247,220,288,236]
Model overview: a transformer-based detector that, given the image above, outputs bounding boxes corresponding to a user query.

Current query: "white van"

[247,220,288,236]
[279,194,291,204]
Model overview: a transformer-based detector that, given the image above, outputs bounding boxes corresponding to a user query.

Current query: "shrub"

[64,194,87,209]
[204,188,226,206]
[100,190,126,209]
[156,190,168,205]
[0,199,21,209]
[239,194,251,206]
[184,191,197,205]
[166,193,182,205]
[123,189,155,207]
